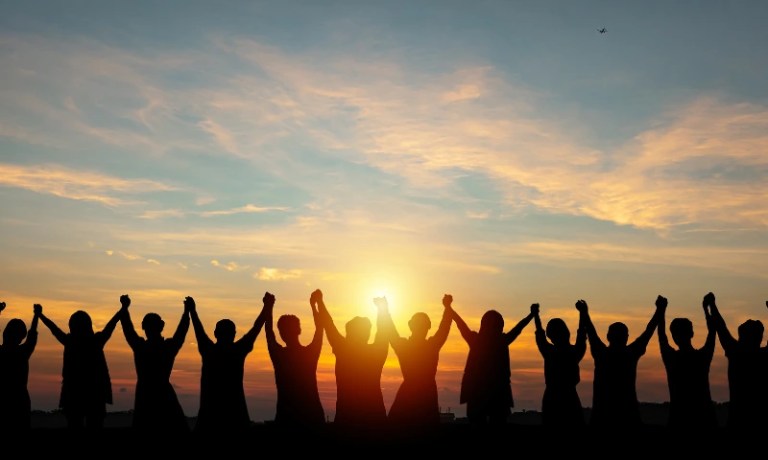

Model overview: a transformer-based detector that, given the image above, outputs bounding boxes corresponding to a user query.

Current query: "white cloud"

[254,267,303,281]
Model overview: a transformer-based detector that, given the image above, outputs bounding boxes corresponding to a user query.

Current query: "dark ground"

[22,404,760,456]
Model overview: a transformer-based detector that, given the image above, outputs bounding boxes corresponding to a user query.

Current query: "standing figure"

[580,298,663,428]
[533,302,587,428]
[657,294,718,429]
[188,294,270,433]
[0,302,40,430]
[37,302,122,429]
[707,292,768,428]
[119,294,191,433]
[315,289,389,429]
[380,293,453,431]
[264,290,325,429]
[450,301,536,426]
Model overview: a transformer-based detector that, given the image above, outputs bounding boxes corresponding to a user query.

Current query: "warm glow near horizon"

[1,1,767,424]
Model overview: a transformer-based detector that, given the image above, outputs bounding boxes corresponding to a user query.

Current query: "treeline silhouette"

[2,292,768,441]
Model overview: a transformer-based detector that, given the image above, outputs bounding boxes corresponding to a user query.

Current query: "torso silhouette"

[536,329,586,426]
[331,338,388,426]
[589,342,646,427]
[388,334,445,425]
[268,337,325,426]
[660,345,717,427]
[0,326,38,429]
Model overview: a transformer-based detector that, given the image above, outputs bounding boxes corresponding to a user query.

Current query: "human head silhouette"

[737,319,764,348]
[2,318,27,346]
[277,314,301,344]
[345,316,371,344]
[670,318,693,347]
[214,319,237,344]
[69,310,94,337]
[606,322,629,347]
[141,313,165,338]
[479,310,504,336]
[546,318,570,346]
[408,312,431,340]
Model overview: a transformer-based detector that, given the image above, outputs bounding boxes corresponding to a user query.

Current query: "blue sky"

[1,1,767,421]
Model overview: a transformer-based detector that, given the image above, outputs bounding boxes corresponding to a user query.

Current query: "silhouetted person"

[580,298,663,428]
[708,292,768,428]
[189,294,269,434]
[315,289,389,430]
[380,293,453,432]
[0,302,39,430]
[450,301,536,426]
[119,294,191,433]
[264,290,325,429]
[657,294,718,429]
[37,303,122,429]
[533,302,587,428]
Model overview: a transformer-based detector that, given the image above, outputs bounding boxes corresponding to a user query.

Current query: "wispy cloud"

[0,163,176,207]
[211,259,250,272]
[254,267,303,281]
[198,204,290,217]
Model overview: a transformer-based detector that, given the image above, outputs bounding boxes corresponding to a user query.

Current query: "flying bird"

[598,28,607,34]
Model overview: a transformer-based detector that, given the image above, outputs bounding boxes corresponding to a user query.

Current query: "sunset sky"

[2,1,767,422]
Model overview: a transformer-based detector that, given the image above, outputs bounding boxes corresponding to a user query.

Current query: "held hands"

[120,294,131,309]
[373,296,388,311]
[263,292,276,308]
[655,295,668,310]
[442,294,453,309]
[0,301,5,314]
[310,289,323,307]
[33,304,42,315]
[575,299,588,313]
[184,296,196,313]
[530,303,540,315]
[703,292,715,308]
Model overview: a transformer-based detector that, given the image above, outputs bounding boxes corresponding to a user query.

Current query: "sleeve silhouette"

[503,304,536,346]
[188,297,214,353]
[376,296,400,343]
[38,306,68,344]
[237,292,271,348]
[316,290,343,349]
[431,294,453,346]
[119,295,141,349]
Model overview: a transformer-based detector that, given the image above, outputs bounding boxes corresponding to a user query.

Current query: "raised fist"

[575,299,588,312]
[373,296,388,310]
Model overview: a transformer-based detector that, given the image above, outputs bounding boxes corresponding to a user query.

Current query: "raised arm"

[24,304,41,357]
[37,305,68,345]
[655,295,671,353]
[264,292,278,350]
[118,294,141,348]
[170,297,192,349]
[188,296,213,352]
[533,303,548,353]
[373,296,390,347]
[239,291,272,347]
[503,303,537,345]
[706,292,736,351]
[315,289,343,347]
[449,300,474,344]
[576,299,604,350]
[701,299,716,356]
[97,301,124,346]
[574,302,587,359]
[431,294,454,347]
[308,291,324,351]
[375,296,399,343]
[631,295,665,349]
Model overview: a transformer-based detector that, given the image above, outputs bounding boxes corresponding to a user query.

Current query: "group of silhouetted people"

[1,291,768,434]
